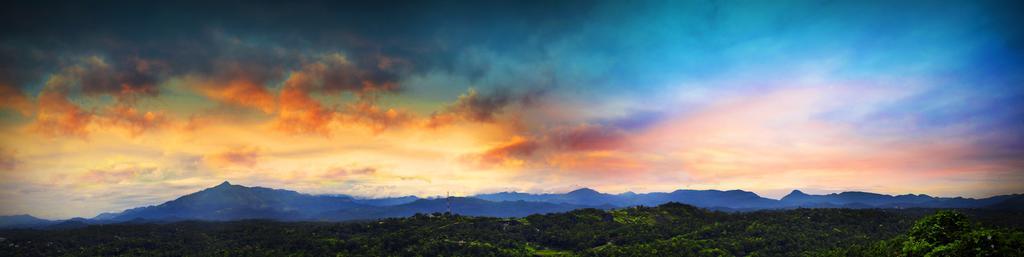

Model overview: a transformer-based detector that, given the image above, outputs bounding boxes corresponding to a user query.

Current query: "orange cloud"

[181,114,213,132]
[320,166,377,180]
[342,99,414,133]
[544,151,651,175]
[464,136,540,168]
[269,53,411,134]
[205,146,263,168]
[103,105,170,136]
[459,122,635,172]
[197,78,277,113]
[0,83,33,116]
[275,71,336,134]
[33,88,94,138]
[25,56,175,137]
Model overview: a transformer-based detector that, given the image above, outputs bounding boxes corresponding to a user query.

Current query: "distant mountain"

[46,218,90,230]
[778,190,1019,209]
[477,187,629,206]
[981,195,1024,211]
[634,189,780,209]
[477,188,776,209]
[317,197,606,221]
[3,182,1021,228]
[477,188,1021,210]
[352,196,420,206]
[0,215,54,228]
[106,181,367,221]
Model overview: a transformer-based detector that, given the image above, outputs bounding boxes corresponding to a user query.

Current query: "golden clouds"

[104,105,170,136]
[465,136,539,168]
[205,146,262,168]
[32,92,173,137]
[319,166,377,180]
[184,52,414,135]
[276,72,335,134]
[460,123,633,171]
[33,89,94,137]
[545,151,650,175]
[197,78,277,113]
[80,164,158,184]
[24,56,176,137]
[340,99,414,133]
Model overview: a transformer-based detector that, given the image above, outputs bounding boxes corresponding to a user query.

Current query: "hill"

[1,203,1021,256]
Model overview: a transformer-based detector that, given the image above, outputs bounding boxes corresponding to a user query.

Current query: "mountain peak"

[215,181,232,188]
[1,214,36,219]
[782,190,809,200]
[568,188,600,195]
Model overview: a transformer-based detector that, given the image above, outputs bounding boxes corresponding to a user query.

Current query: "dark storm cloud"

[1,0,595,92]
[427,87,549,127]
[66,56,164,102]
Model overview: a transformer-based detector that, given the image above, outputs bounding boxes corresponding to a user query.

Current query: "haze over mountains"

[2,182,1021,229]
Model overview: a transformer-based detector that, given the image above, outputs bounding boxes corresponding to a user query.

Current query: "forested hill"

[5,182,1022,229]
[2,203,1022,257]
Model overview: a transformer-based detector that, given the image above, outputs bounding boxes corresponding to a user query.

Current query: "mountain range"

[2,181,1021,229]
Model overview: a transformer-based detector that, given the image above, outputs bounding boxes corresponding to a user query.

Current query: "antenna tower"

[446,191,452,214]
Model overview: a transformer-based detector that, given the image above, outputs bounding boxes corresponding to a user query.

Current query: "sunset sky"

[2,0,1023,219]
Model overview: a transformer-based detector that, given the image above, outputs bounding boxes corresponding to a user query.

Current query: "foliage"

[0,204,1021,257]
[898,210,1024,257]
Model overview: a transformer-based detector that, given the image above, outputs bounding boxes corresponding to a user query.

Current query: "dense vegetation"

[1,203,1021,256]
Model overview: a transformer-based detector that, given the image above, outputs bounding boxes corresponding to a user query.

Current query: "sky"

[1,0,1023,219]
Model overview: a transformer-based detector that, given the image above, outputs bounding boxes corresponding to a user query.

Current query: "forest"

[1,203,1022,257]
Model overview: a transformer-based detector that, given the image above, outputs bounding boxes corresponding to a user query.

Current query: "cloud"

[27,56,177,137]
[436,88,510,121]
[270,53,412,134]
[275,71,336,134]
[205,146,262,168]
[315,53,403,95]
[544,151,651,176]
[460,123,633,171]
[628,85,1024,190]
[428,87,545,128]
[195,77,277,114]
[0,83,32,115]
[102,105,170,136]
[80,164,158,184]
[0,149,18,171]
[547,124,628,151]
[320,166,377,180]
[341,99,415,133]
[70,56,163,103]
[32,85,94,138]
[464,136,540,168]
